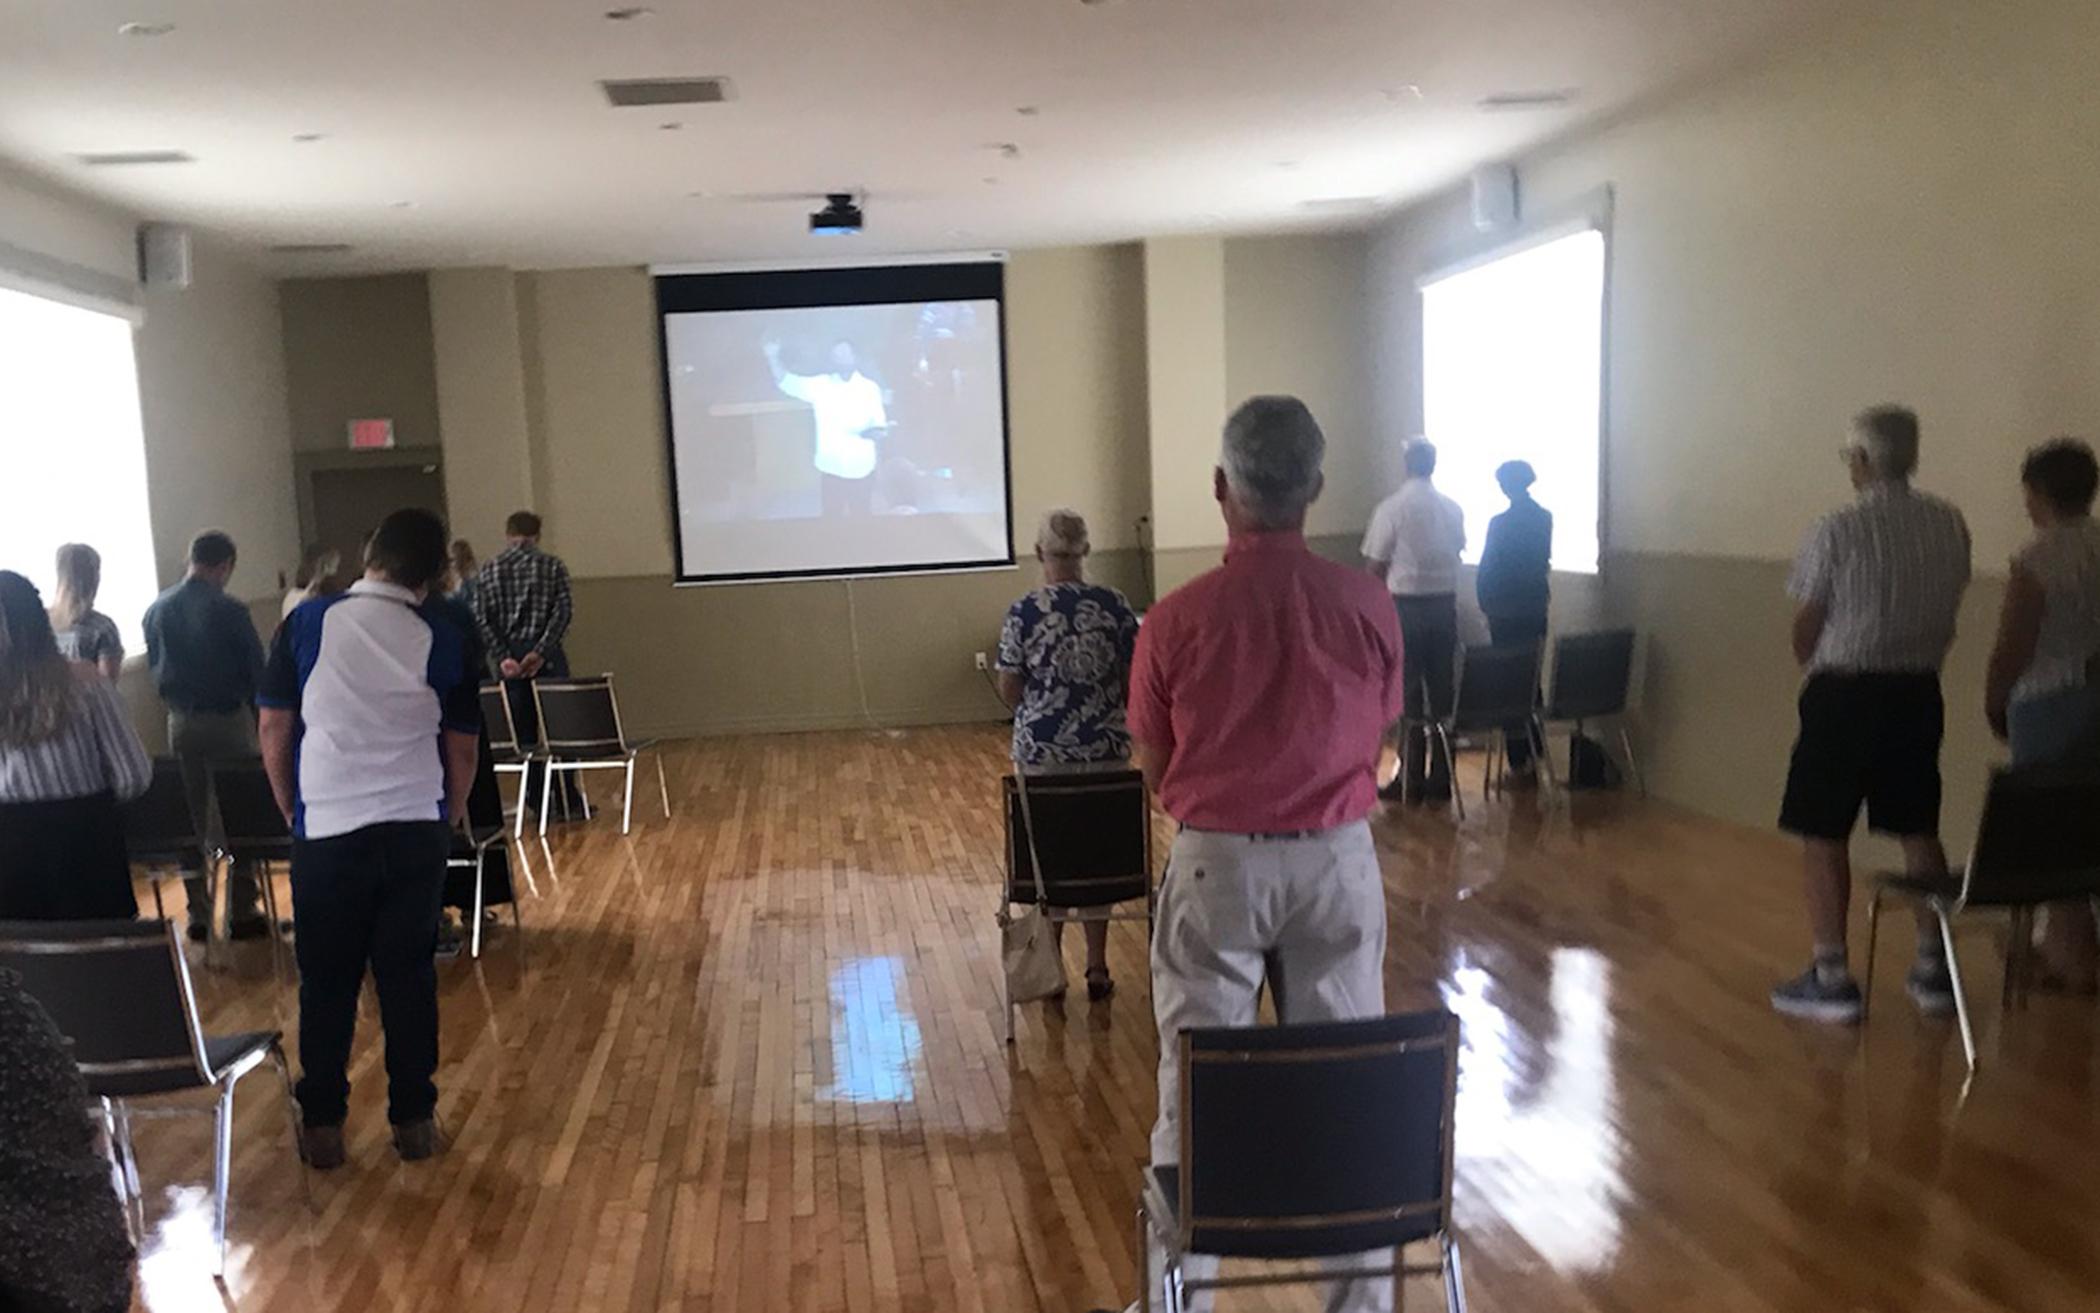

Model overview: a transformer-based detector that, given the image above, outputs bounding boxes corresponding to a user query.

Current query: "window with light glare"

[0,285,158,646]
[1422,228,1605,574]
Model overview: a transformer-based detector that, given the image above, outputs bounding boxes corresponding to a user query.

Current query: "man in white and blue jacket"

[259,507,481,1169]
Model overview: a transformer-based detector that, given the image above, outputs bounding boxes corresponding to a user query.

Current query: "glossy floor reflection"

[125,727,2100,1311]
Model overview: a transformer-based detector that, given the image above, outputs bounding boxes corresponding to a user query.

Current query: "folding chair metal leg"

[113,1099,144,1240]
[1862,886,1885,1019]
[655,753,671,818]
[212,1078,236,1276]
[1440,726,1466,820]
[622,758,636,835]
[470,851,487,960]
[1441,1234,1468,1313]
[1137,1205,1152,1313]
[259,863,288,984]
[539,760,555,838]
[1936,906,1979,1071]
[267,1041,313,1208]
[512,773,528,840]
[1533,716,1559,794]
[1618,724,1647,798]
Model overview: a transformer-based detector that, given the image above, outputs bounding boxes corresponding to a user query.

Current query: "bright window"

[0,286,157,648]
[1422,227,1605,574]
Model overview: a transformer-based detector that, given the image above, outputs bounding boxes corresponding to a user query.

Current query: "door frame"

[294,446,447,552]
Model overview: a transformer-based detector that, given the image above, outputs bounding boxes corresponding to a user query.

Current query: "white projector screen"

[655,262,1013,583]
[1421,227,1605,574]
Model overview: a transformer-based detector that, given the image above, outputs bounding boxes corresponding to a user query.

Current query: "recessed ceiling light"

[685,189,713,199]
[1478,89,1577,111]
[983,142,1020,160]
[292,132,326,144]
[658,121,682,131]
[981,176,1000,185]
[603,6,653,18]
[389,200,416,209]
[1015,105,1040,117]
[1274,160,1299,171]
[117,21,175,37]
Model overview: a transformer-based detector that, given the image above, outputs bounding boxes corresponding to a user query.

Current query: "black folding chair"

[532,675,669,837]
[1864,768,2100,1071]
[1445,642,1552,816]
[123,756,211,926]
[481,683,539,840]
[446,731,527,961]
[1542,629,1644,797]
[1138,1011,1466,1313]
[0,919,303,1276]
[999,767,1154,1043]
[203,759,293,980]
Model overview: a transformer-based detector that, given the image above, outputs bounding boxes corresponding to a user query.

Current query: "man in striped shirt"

[1772,406,1972,1024]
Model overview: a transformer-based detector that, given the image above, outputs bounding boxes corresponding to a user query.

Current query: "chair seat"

[86,1029,279,1098]
[491,748,536,769]
[547,743,644,762]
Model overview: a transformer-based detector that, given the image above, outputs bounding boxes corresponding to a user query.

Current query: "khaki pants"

[1146,821,1391,1313]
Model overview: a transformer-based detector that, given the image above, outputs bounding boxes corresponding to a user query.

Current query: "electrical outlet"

[973,651,989,671]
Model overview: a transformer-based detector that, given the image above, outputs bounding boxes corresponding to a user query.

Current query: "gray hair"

[1852,405,1920,480]
[1036,508,1090,558]
[1221,396,1326,528]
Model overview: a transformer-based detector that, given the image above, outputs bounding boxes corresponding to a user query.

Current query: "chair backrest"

[1179,1010,1458,1259]
[0,919,211,1095]
[1004,770,1151,908]
[1545,629,1636,722]
[1450,642,1542,732]
[481,684,522,754]
[206,758,292,863]
[534,677,628,754]
[122,756,205,866]
[1961,768,2100,907]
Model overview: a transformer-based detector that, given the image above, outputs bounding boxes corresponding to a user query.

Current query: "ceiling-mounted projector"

[809,193,863,236]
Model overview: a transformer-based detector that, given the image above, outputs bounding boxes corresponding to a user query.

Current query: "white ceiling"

[0,0,1833,274]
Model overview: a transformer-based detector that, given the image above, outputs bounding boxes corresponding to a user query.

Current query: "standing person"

[994,508,1141,999]
[1362,439,1465,802]
[1772,406,1971,1023]
[762,336,889,517]
[143,530,267,940]
[1108,396,1405,1313]
[472,511,577,816]
[1475,460,1554,779]
[446,539,479,614]
[1984,437,2100,991]
[258,508,480,1167]
[47,543,124,680]
[281,544,343,620]
[0,572,151,919]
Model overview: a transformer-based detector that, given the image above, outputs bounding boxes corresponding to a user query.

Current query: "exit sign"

[348,418,395,450]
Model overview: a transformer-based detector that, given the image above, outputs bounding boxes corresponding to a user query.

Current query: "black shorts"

[1779,671,1943,841]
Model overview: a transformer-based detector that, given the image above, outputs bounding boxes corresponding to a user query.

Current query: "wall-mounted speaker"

[137,222,193,288]
[1469,164,1519,232]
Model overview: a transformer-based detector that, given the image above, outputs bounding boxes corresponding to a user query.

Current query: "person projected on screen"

[762,336,889,517]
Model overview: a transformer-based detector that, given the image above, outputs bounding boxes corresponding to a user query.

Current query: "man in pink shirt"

[1117,395,1406,1313]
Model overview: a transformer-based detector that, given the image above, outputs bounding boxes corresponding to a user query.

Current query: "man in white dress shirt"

[1362,439,1466,802]
[764,337,889,517]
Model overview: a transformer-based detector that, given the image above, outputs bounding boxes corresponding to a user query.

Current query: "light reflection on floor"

[821,956,922,1105]
[1444,946,1625,1273]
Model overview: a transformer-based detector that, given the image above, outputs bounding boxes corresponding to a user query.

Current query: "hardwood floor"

[126,726,2098,1311]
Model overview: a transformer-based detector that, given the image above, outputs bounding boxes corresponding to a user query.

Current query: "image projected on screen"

[657,262,1012,582]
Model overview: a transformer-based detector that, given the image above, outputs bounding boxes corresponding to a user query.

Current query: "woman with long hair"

[446,538,479,610]
[47,543,123,680]
[0,571,150,919]
[282,543,344,619]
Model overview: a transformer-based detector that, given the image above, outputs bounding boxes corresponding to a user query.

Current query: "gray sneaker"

[1770,965,1863,1024]
[391,1118,448,1162]
[1906,955,1958,1015]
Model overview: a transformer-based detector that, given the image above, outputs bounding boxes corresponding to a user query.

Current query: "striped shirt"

[471,543,572,663]
[1787,482,1971,674]
[0,676,152,804]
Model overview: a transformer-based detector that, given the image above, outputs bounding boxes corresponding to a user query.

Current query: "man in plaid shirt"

[472,510,579,815]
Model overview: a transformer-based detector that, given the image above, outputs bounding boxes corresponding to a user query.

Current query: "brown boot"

[298,1124,347,1170]
[391,1118,448,1162]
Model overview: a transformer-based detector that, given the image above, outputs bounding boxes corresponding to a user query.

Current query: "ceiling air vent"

[270,243,355,255]
[599,77,733,108]
[76,150,195,166]
[1477,90,1577,112]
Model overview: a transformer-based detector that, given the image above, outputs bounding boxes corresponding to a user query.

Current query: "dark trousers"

[821,472,874,516]
[1487,613,1549,770]
[1396,594,1459,797]
[290,820,450,1126]
[168,708,261,926]
[502,644,582,817]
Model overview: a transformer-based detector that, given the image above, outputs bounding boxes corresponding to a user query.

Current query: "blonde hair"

[48,543,101,633]
[1,571,79,747]
[1036,508,1090,559]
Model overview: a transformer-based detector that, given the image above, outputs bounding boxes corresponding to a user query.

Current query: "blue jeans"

[2008,684,2100,767]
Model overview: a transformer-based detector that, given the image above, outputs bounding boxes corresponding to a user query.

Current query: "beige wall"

[280,273,442,453]
[429,267,536,548]
[1366,0,2100,848]
[1142,237,1230,556]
